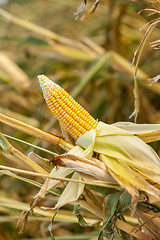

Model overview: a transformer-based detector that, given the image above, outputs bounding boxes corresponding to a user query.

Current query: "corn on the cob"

[38,75,98,140]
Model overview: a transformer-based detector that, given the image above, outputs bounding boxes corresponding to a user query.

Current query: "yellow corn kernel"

[38,75,98,141]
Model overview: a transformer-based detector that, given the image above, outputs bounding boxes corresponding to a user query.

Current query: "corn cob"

[38,75,98,141]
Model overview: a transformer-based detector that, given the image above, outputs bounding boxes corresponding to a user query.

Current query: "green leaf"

[98,191,122,240]
[105,192,122,222]
[48,208,59,240]
[0,36,18,42]
[88,185,119,196]
[19,36,49,47]
[119,190,131,213]
[73,204,88,227]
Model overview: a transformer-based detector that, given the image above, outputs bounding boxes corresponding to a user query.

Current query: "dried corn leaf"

[81,0,101,21]
[0,52,30,89]
[74,0,101,21]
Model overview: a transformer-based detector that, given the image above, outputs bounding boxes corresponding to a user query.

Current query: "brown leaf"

[81,0,101,21]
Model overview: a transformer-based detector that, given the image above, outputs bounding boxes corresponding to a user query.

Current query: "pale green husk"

[76,121,160,203]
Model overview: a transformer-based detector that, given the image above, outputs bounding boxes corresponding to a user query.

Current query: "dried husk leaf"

[76,121,160,202]
[35,143,86,209]
[113,121,160,135]
[53,153,115,183]
[113,121,160,143]
[54,172,84,209]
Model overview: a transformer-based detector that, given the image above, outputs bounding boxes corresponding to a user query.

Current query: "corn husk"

[35,121,160,210]
[76,121,160,203]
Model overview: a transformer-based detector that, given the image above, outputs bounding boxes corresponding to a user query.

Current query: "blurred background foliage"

[0,0,160,239]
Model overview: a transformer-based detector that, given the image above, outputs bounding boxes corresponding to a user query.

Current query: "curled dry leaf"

[148,74,160,86]
[74,0,101,21]
[74,0,87,20]
[131,0,160,121]
[52,152,116,183]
